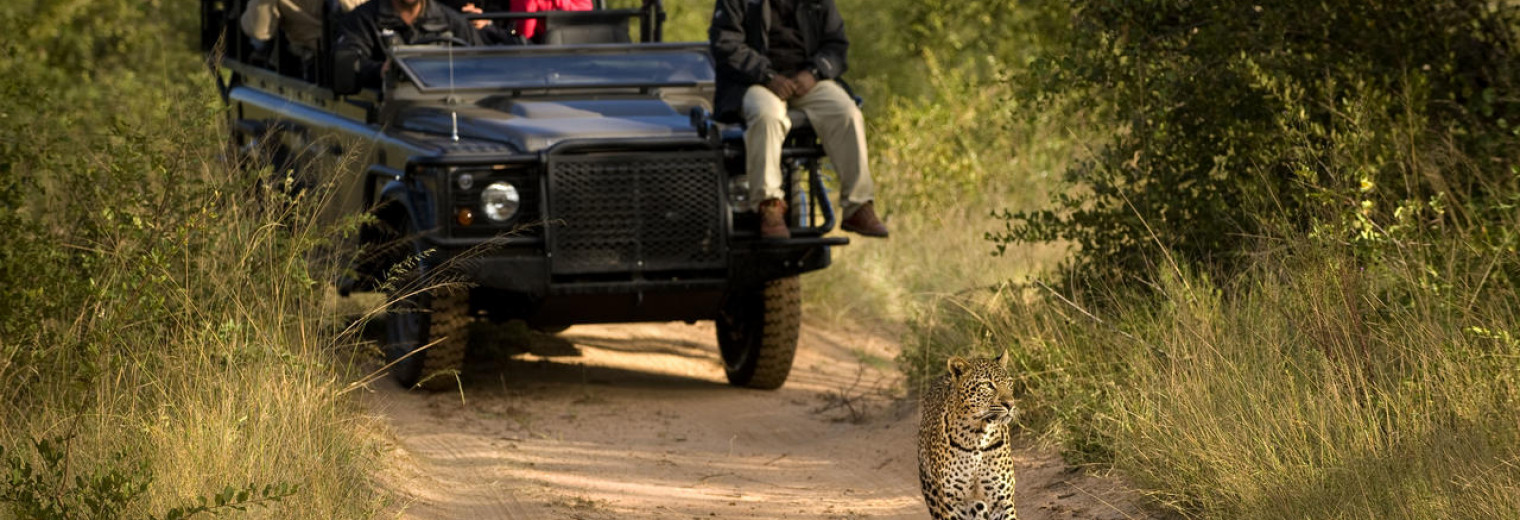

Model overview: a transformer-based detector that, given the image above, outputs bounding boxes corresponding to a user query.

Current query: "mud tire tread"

[413,287,470,391]
[719,276,801,389]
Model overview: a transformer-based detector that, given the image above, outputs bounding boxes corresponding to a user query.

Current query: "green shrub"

[887,3,1520,518]
[992,0,1520,285]
[0,437,297,520]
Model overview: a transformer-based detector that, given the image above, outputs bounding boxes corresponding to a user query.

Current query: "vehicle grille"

[546,152,726,275]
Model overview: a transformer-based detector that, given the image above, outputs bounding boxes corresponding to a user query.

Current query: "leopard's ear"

[947,356,970,379]
[996,349,1010,370]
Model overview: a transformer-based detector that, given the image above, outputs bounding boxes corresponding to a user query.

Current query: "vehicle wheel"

[384,284,471,391]
[716,276,801,389]
[381,221,472,391]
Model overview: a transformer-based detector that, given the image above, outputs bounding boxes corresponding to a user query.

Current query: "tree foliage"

[993,0,1520,284]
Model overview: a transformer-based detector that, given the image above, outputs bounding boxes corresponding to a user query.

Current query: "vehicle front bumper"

[447,236,844,325]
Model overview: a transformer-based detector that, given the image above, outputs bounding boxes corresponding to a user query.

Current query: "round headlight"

[481,182,520,222]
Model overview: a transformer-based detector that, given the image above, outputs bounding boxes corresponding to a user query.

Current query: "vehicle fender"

[346,166,424,295]
[373,176,424,237]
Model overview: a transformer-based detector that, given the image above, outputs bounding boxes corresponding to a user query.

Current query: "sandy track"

[365,320,1159,519]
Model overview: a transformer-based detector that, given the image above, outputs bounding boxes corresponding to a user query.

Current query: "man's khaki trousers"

[741,79,874,217]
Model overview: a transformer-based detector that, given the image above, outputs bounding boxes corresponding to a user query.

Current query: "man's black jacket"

[708,0,849,122]
[337,0,484,89]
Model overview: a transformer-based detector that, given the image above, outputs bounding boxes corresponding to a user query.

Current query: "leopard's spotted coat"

[917,352,1018,520]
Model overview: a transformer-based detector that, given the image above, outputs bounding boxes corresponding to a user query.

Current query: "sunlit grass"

[0,120,386,518]
[897,220,1520,519]
[0,7,385,513]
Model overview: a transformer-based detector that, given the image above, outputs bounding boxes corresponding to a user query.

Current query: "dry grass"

[0,31,386,514]
[0,139,387,518]
[898,230,1520,519]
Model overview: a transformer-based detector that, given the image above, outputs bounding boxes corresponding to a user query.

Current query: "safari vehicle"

[199,0,849,390]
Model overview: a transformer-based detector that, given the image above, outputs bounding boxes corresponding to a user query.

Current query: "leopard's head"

[944,351,1017,431]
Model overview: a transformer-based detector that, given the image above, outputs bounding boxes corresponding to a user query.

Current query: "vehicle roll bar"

[465,0,666,43]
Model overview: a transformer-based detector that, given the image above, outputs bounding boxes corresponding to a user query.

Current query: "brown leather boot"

[841,201,889,238]
[758,198,790,239]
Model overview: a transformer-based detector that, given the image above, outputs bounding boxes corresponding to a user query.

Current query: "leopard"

[917,351,1019,520]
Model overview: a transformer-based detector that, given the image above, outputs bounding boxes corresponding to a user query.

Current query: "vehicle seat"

[538,11,632,44]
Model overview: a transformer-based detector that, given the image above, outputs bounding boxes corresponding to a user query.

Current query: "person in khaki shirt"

[242,0,366,60]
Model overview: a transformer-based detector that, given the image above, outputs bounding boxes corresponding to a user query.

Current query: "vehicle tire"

[716,276,801,389]
[381,222,472,391]
[384,284,471,391]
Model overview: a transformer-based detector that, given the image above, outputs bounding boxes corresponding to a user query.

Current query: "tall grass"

[1108,255,1520,519]
[902,228,1520,518]
[0,0,381,517]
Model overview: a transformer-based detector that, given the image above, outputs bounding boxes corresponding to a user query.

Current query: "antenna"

[449,32,459,142]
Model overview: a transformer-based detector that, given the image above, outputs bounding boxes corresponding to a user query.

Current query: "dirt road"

[365,320,1157,519]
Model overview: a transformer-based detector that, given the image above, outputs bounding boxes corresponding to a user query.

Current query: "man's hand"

[765,74,798,100]
[461,3,490,30]
[791,70,817,97]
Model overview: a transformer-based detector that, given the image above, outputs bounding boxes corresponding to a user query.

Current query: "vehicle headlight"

[481,182,521,222]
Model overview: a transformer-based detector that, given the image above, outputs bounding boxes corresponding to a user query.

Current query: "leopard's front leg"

[981,469,1017,520]
[953,499,990,519]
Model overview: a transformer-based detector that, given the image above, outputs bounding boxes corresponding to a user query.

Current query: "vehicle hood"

[399,99,699,152]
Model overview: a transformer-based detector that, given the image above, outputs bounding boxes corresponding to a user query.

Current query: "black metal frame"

[388,42,712,94]
[201,0,668,89]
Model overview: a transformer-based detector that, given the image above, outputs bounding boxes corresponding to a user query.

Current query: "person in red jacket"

[511,0,593,41]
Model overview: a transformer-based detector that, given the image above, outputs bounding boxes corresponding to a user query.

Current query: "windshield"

[398,49,714,90]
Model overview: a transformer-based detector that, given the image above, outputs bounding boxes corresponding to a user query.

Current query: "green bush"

[992,0,1520,285]
[892,1,1520,517]
[0,437,297,520]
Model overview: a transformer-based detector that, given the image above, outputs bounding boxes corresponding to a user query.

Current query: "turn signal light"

[456,207,475,227]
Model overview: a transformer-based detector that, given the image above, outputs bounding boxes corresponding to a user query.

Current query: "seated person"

[242,0,365,63]
[510,0,593,42]
[337,0,484,89]
[709,0,888,239]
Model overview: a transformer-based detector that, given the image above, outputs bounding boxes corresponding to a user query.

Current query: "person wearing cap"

[709,0,888,239]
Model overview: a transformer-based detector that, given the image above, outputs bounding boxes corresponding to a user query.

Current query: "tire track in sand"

[367,321,1162,519]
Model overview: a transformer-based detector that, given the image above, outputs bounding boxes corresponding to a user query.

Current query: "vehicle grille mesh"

[546,152,726,275]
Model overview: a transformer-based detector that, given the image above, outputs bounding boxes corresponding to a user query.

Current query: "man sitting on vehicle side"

[241,0,365,70]
[709,0,888,239]
[337,0,484,89]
